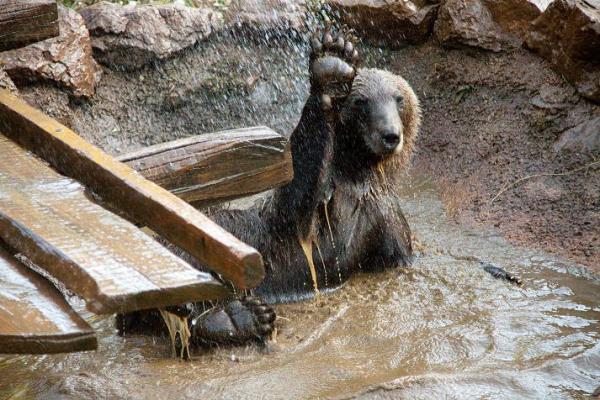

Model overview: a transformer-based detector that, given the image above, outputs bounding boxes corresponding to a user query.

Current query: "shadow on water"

[0,178,598,399]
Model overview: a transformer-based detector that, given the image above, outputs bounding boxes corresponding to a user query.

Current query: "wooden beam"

[0,89,264,289]
[0,134,228,314]
[118,127,293,208]
[0,244,97,354]
[0,0,59,52]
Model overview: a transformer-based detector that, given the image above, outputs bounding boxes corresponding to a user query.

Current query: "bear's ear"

[397,76,421,143]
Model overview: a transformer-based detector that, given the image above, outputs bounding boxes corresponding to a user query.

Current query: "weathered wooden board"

[118,127,293,208]
[0,0,59,52]
[0,89,264,289]
[0,245,97,354]
[0,134,228,314]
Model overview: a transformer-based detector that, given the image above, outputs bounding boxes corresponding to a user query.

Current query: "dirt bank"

[382,44,599,271]
[15,33,599,273]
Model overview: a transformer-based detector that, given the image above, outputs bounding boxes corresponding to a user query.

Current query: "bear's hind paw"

[191,296,276,346]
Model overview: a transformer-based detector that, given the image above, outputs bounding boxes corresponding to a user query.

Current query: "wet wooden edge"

[0,245,97,354]
[0,90,265,289]
[118,126,293,208]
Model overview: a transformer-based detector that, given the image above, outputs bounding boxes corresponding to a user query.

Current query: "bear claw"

[310,26,359,109]
[191,296,276,346]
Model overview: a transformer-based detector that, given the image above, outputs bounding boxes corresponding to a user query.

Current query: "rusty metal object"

[0,0,59,52]
[0,89,264,289]
[118,126,293,208]
[0,245,97,354]
[0,134,228,314]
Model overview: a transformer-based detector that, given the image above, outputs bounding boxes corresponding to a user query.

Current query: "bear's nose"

[382,132,400,149]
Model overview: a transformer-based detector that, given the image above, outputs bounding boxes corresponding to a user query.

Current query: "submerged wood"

[0,89,265,289]
[0,134,227,314]
[0,245,97,354]
[0,0,59,51]
[118,127,293,208]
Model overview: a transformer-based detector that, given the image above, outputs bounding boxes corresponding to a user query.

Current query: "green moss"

[58,0,230,9]
[58,0,129,9]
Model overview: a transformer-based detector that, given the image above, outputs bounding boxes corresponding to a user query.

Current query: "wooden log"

[0,244,97,354]
[0,0,59,52]
[118,127,293,208]
[0,134,228,314]
[0,89,264,289]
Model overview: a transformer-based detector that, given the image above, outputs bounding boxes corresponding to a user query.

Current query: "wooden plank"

[0,89,265,289]
[118,127,293,208]
[0,245,97,354]
[0,0,59,52]
[0,134,227,314]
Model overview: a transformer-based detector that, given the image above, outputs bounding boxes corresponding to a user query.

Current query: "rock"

[538,83,574,104]
[0,68,18,95]
[554,117,600,154]
[529,96,568,112]
[523,177,565,202]
[0,5,100,98]
[525,0,600,103]
[326,0,439,48]
[434,0,544,51]
[483,0,546,39]
[434,0,507,52]
[225,0,308,33]
[529,83,572,112]
[80,1,224,70]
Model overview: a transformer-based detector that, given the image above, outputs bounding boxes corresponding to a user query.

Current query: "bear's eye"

[353,97,368,107]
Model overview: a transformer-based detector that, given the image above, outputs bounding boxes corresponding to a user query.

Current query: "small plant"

[57,0,218,9]
[211,0,231,12]
[58,0,130,9]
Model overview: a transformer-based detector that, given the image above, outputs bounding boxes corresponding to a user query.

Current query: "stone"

[225,0,308,33]
[326,0,439,48]
[0,68,18,95]
[529,83,572,112]
[434,0,545,51]
[434,0,506,51]
[482,0,545,41]
[0,5,100,98]
[554,117,600,154]
[525,0,600,103]
[80,1,224,70]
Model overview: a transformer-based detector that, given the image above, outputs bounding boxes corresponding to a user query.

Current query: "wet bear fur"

[209,69,422,303]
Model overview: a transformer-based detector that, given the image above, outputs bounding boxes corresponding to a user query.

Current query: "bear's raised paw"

[309,26,360,111]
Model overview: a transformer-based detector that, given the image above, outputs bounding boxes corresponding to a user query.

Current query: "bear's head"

[338,68,421,172]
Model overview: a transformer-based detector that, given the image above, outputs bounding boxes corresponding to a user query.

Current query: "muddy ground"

[17,32,600,273]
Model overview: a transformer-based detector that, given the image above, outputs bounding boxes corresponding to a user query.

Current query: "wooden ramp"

[0,89,293,354]
[0,90,264,290]
[0,246,97,354]
[0,134,227,315]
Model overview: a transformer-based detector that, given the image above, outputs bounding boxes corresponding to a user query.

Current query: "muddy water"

[0,178,598,400]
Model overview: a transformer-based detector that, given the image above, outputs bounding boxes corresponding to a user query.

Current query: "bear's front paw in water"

[309,26,359,112]
[191,296,276,346]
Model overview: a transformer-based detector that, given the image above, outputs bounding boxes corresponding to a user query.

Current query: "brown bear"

[118,29,422,349]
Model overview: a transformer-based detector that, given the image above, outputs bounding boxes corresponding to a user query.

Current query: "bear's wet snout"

[379,124,402,152]
[382,131,400,149]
